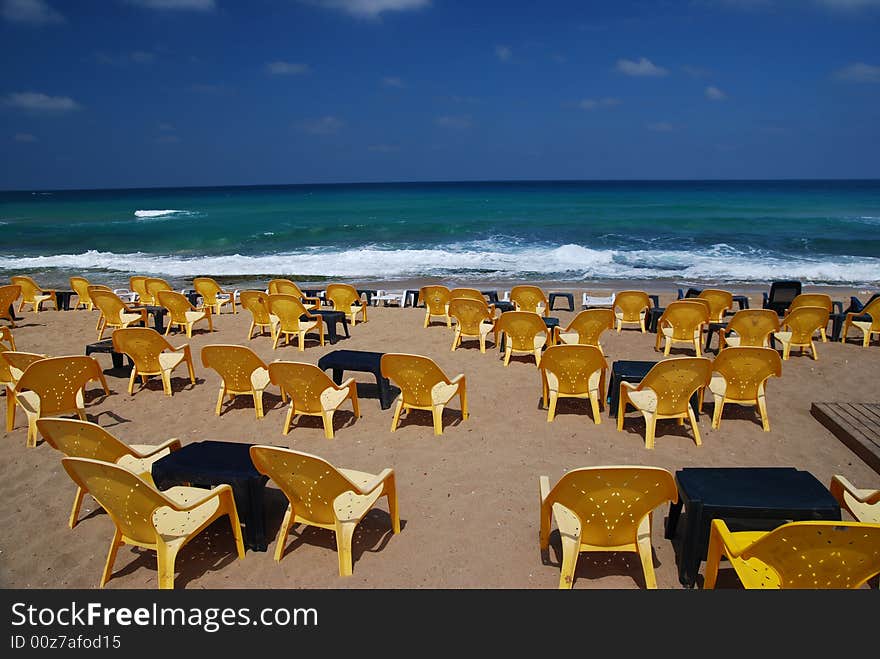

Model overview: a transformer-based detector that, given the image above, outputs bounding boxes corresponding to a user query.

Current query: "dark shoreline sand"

[1,282,879,590]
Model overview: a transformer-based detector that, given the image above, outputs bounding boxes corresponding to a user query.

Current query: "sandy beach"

[1,282,879,590]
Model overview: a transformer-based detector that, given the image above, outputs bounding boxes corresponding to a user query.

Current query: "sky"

[1,0,879,190]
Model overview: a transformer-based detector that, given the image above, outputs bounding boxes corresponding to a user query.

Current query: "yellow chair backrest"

[145,278,173,303]
[420,285,451,315]
[860,298,880,330]
[712,346,782,400]
[788,293,833,313]
[249,446,359,527]
[781,306,830,343]
[0,284,22,316]
[201,344,268,393]
[698,289,733,322]
[659,300,710,339]
[449,288,484,302]
[90,288,132,325]
[381,353,452,408]
[268,361,337,414]
[61,456,176,546]
[15,356,105,417]
[448,298,494,335]
[510,285,548,315]
[129,276,150,304]
[268,293,309,331]
[10,275,46,303]
[543,466,677,547]
[495,311,548,350]
[240,290,273,324]
[614,290,651,321]
[1,351,46,384]
[112,327,175,373]
[325,283,361,309]
[157,290,196,323]
[69,277,93,306]
[739,521,880,589]
[540,345,606,395]
[725,309,780,346]
[268,279,305,296]
[37,418,134,464]
[563,308,615,345]
[639,357,712,416]
[193,277,225,306]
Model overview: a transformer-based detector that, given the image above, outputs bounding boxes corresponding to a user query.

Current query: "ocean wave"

[1,244,878,285]
[133,209,196,219]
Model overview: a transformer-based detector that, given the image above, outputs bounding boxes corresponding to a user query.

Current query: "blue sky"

[1,0,879,189]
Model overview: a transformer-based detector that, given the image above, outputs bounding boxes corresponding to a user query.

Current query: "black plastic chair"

[762,281,802,316]
[677,288,702,300]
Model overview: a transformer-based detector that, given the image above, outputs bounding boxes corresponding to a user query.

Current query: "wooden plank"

[852,403,880,427]
[811,402,880,476]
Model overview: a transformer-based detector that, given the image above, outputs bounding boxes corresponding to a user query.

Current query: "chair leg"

[712,395,724,429]
[810,341,818,360]
[6,392,15,431]
[335,519,358,576]
[99,529,124,588]
[155,541,178,590]
[557,534,580,589]
[128,367,138,395]
[390,399,403,432]
[282,404,295,435]
[69,487,86,529]
[636,532,658,589]
[349,383,360,418]
[687,406,702,446]
[161,371,173,396]
[322,410,335,439]
[432,404,445,435]
[459,384,468,420]
[450,329,459,352]
[757,394,770,431]
[215,387,225,415]
[297,331,305,351]
[503,344,512,366]
[26,413,38,448]
[546,392,558,422]
[617,392,626,431]
[589,392,601,425]
[643,412,657,450]
[254,390,264,419]
[273,506,295,562]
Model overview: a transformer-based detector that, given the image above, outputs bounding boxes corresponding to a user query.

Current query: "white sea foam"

[1,244,878,285]
[134,209,192,219]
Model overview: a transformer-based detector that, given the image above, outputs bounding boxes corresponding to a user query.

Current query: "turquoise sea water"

[1,180,879,288]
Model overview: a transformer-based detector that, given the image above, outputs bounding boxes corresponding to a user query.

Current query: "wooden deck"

[811,402,880,475]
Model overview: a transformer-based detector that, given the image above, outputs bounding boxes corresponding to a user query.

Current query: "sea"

[1,180,879,290]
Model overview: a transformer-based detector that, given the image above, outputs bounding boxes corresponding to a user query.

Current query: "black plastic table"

[317,349,394,409]
[54,290,76,310]
[608,359,700,419]
[139,305,168,333]
[151,440,269,552]
[302,310,349,344]
[647,307,664,333]
[493,301,515,313]
[85,339,133,369]
[732,294,749,310]
[833,312,871,343]
[356,289,378,306]
[548,292,574,312]
[481,290,499,303]
[403,289,421,307]
[704,322,728,353]
[665,467,840,587]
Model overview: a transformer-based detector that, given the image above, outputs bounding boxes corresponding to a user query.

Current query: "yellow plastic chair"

[419,285,452,328]
[448,297,496,353]
[129,276,151,305]
[495,311,551,367]
[617,357,711,449]
[786,293,833,341]
[830,475,880,523]
[655,300,710,356]
[37,418,182,529]
[268,293,325,351]
[112,327,196,397]
[1,351,46,404]
[539,344,607,424]
[239,290,277,342]
[157,290,213,338]
[268,361,359,438]
[539,466,678,589]
[510,285,549,317]
[698,289,734,323]
[0,326,15,351]
[11,275,56,313]
[70,276,97,311]
[0,284,22,326]
[449,287,486,303]
[841,297,880,348]
[193,276,237,315]
[381,352,467,435]
[90,288,148,340]
[773,306,829,360]
[143,277,173,306]
[267,279,321,310]
[325,283,368,326]
[707,346,782,431]
[8,355,109,448]
[555,308,615,354]
[201,344,270,420]
[61,456,244,590]
[718,309,780,349]
[249,445,399,575]
[613,290,651,333]
[703,519,880,589]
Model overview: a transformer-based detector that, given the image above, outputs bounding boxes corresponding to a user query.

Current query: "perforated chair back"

[698,289,734,322]
[639,357,712,416]
[540,344,606,396]
[448,297,494,335]
[0,285,22,322]
[157,290,197,324]
[112,327,175,373]
[449,287,485,302]
[781,306,830,343]
[725,309,780,347]
[420,285,452,315]
[129,276,151,304]
[201,344,268,393]
[380,352,452,408]
[145,277,172,304]
[10,275,47,305]
[510,285,549,316]
[15,355,106,417]
[268,361,337,414]
[268,279,304,296]
[37,418,134,464]
[325,283,362,310]
[193,277,226,307]
[268,293,310,332]
[614,290,651,322]
[70,277,95,309]
[562,308,615,345]
[712,346,782,400]
[495,311,549,351]
[660,300,710,340]
[240,290,273,325]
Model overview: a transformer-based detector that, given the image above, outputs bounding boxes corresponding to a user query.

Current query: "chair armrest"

[302,296,322,307]
[830,474,880,506]
[448,373,466,386]
[539,475,551,503]
[338,377,358,390]
[620,381,639,392]
[165,482,235,511]
[351,468,395,495]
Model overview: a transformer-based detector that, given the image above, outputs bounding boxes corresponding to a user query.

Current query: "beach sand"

[1,284,879,590]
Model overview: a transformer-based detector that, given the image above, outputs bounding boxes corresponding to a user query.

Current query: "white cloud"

[4,91,80,112]
[495,45,512,61]
[647,121,675,132]
[1,0,63,24]
[834,62,880,82]
[435,115,472,129]
[128,0,215,10]
[304,0,430,19]
[13,132,37,142]
[299,116,344,135]
[266,61,310,75]
[705,85,727,100]
[382,76,404,88]
[616,57,668,77]
[578,97,621,110]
